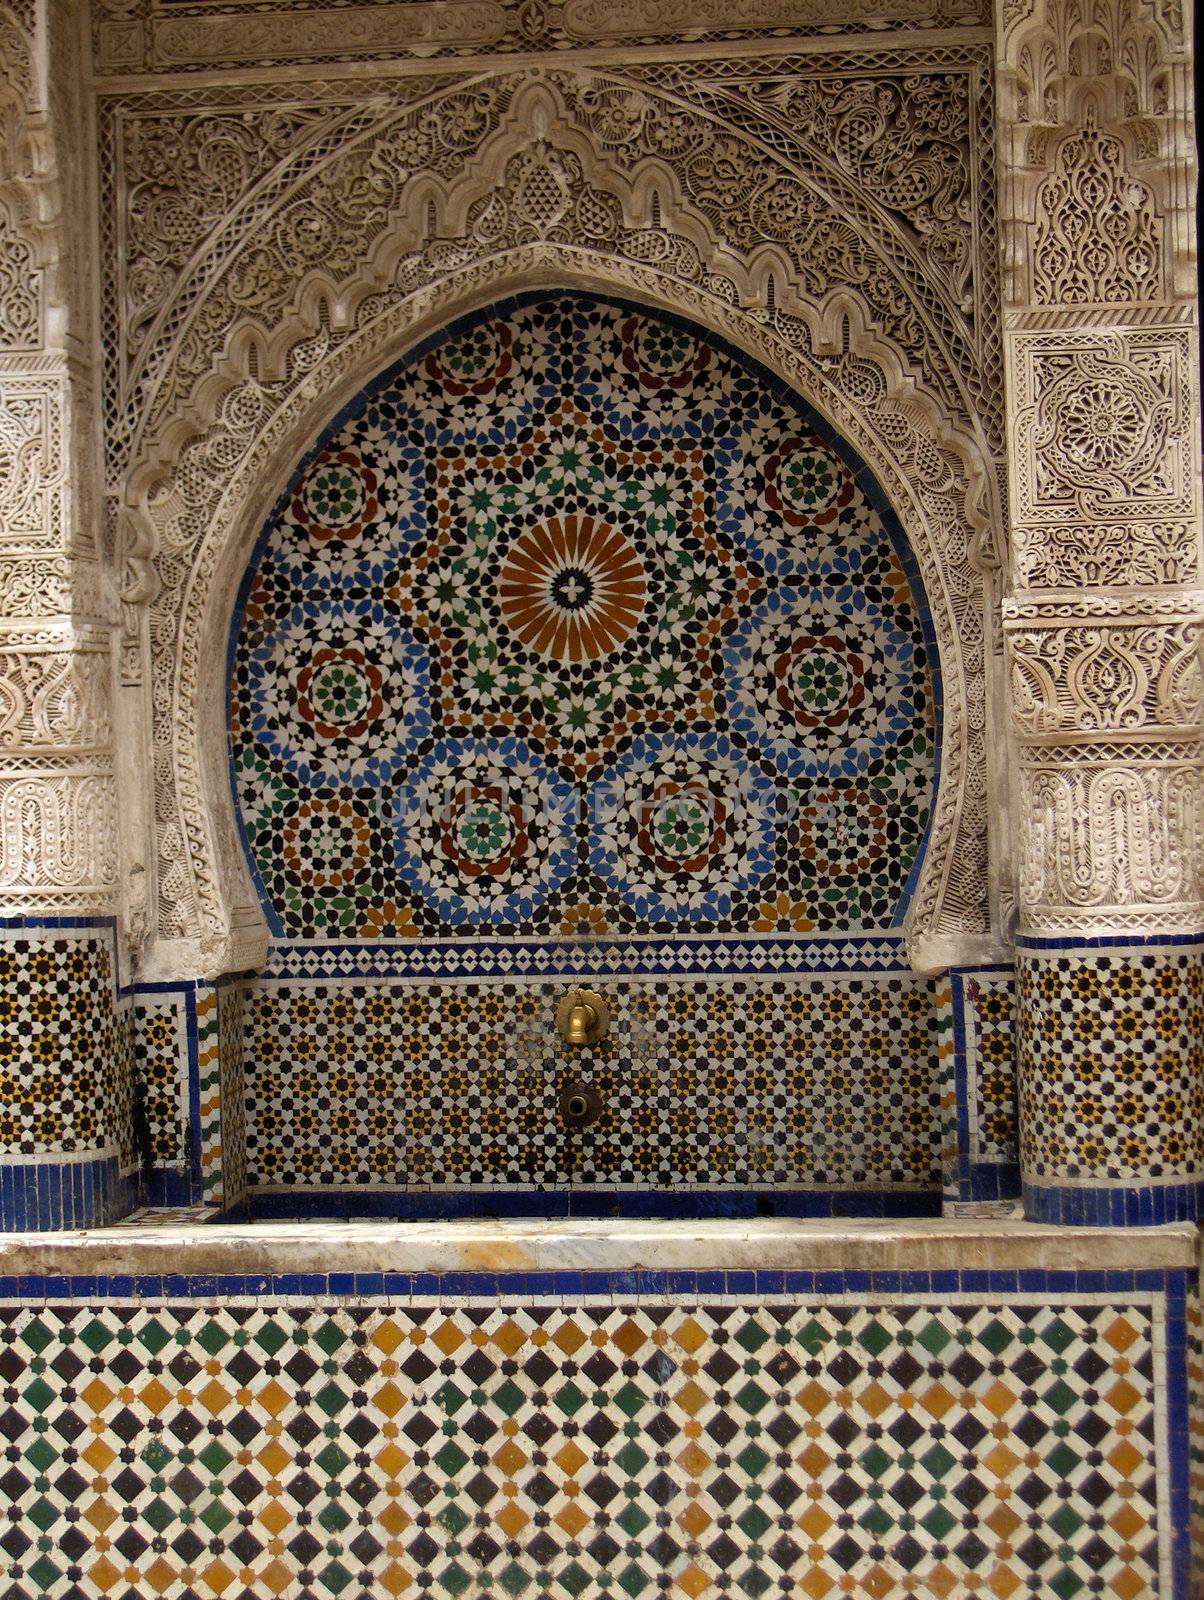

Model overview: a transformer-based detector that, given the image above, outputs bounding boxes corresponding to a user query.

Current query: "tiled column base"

[0,1150,134,1231]
[0,920,137,1231]
[1016,935,1204,1225]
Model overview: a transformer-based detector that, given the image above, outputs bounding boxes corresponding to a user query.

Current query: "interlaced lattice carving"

[0,214,40,350]
[93,60,1004,962]
[623,49,1002,449]
[1031,121,1162,304]
[0,641,113,750]
[0,1,118,917]
[92,0,990,76]
[1007,613,1203,737]
[1009,329,1196,587]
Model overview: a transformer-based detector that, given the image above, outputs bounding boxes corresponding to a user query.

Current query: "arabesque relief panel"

[94,43,1006,976]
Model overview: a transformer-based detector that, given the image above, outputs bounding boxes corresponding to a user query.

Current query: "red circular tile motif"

[296,647,384,741]
[424,319,513,395]
[774,635,866,731]
[619,314,711,389]
[438,780,530,880]
[637,781,729,877]
[291,449,378,543]
[763,437,855,527]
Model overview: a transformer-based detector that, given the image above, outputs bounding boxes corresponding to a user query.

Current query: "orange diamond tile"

[612,1318,647,1355]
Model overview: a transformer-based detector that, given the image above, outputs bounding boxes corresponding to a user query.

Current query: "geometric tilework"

[963,970,1017,1164]
[1016,944,1204,1186]
[217,982,249,1210]
[1189,1292,1204,1597]
[0,1293,1165,1600]
[0,920,139,1231]
[114,993,136,1180]
[230,294,937,943]
[941,968,1019,1213]
[196,981,251,1212]
[936,977,958,1201]
[260,932,915,983]
[0,931,121,1158]
[243,975,942,1191]
[132,993,190,1172]
[196,985,223,1207]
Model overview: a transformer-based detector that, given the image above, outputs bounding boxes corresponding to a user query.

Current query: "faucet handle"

[556,987,609,1046]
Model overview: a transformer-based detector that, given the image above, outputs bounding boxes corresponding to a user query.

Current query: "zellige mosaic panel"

[230,294,937,943]
[243,975,942,1191]
[0,1294,1165,1600]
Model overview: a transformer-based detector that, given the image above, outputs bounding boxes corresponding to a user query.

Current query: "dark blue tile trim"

[1023,1180,1204,1226]
[0,915,116,929]
[0,1153,135,1232]
[966,1163,1021,1203]
[1016,932,1204,952]
[231,1186,944,1223]
[0,1265,1190,1301]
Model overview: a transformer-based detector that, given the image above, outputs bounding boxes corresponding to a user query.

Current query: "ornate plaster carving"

[97,67,1002,971]
[0,634,113,751]
[93,0,990,77]
[1030,120,1163,305]
[1008,328,1199,586]
[1005,608,1204,738]
[996,0,1203,947]
[997,0,1195,308]
[1016,751,1204,933]
[0,762,118,909]
[0,2,117,917]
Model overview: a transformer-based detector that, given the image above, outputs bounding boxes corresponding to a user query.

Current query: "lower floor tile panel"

[0,1291,1178,1599]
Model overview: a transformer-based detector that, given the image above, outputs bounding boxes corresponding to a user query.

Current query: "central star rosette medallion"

[393,416,749,778]
[497,513,646,664]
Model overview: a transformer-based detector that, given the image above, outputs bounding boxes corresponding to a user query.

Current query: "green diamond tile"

[735,1443,770,1478]
[858,1320,893,1357]
[617,1561,650,1596]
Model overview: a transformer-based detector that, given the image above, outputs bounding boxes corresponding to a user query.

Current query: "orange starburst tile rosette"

[498,514,646,663]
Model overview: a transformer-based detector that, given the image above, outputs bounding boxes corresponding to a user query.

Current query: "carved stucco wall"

[997,0,1204,941]
[0,1,116,917]
[92,25,1007,981]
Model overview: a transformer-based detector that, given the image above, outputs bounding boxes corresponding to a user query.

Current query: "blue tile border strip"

[1016,931,1204,952]
[0,1264,1190,1302]
[0,1153,134,1233]
[259,932,914,982]
[235,1186,944,1223]
[947,968,1020,1208]
[1023,1180,1204,1226]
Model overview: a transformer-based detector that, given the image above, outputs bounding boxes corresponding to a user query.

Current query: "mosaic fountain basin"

[1,1220,1197,1600]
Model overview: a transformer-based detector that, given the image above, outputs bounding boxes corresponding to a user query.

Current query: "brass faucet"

[555,987,608,1046]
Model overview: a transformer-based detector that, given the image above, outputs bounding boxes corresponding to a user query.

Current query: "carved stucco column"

[0,1,130,1229]
[997,0,1204,1223]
